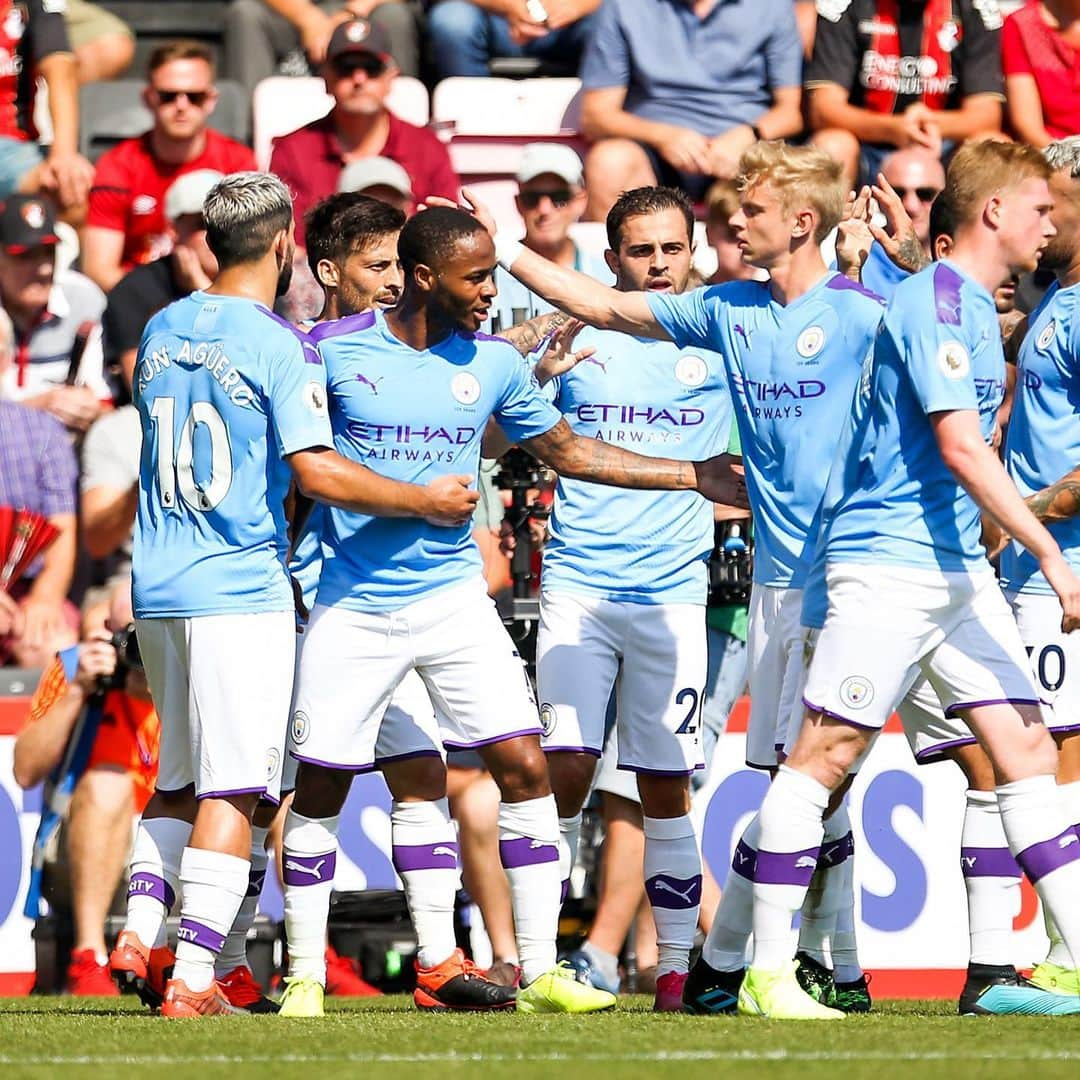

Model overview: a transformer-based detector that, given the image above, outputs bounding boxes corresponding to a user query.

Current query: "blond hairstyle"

[737,141,845,243]
[946,140,1052,231]
[705,179,741,230]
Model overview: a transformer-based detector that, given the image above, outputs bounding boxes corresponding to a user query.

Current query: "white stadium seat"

[253,75,430,169]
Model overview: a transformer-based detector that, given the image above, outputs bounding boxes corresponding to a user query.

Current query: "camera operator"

[14,580,159,996]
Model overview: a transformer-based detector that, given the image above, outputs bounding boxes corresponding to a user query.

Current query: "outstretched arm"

[521,418,747,507]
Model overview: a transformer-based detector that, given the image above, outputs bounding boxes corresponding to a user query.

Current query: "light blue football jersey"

[1001,280,1080,595]
[541,325,731,605]
[132,292,333,618]
[312,309,562,612]
[822,260,1005,571]
[647,273,884,588]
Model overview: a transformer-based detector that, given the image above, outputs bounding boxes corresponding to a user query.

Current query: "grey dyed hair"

[203,171,294,267]
[1045,137,1080,179]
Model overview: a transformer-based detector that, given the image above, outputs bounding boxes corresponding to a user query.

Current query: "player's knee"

[383,755,447,802]
[545,751,595,814]
[71,767,133,820]
[483,736,551,801]
[293,761,352,818]
[146,784,197,822]
[636,774,690,818]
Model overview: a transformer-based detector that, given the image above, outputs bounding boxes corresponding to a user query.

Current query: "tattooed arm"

[1028,470,1080,525]
[521,418,748,506]
[868,176,931,274]
[501,311,570,356]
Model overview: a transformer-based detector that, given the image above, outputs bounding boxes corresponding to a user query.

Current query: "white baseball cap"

[516,143,583,186]
[337,157,413,198]
[164,169,225,222]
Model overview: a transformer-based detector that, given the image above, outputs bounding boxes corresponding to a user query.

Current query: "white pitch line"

[3,1050,1080,1066]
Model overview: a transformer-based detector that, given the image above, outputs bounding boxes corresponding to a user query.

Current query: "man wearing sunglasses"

[83,41,256,292]
[269,18,459,249]
[488,143,609,336]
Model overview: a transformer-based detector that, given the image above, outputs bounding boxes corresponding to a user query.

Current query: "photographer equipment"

[103,624,143,691]
[708,517,753,607]
[493,448,551,641]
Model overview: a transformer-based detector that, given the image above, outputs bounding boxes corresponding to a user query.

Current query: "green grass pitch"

[2,996,1080,1080]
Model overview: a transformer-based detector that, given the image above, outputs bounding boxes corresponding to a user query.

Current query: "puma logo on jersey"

[432,846,457,858]
[355,373,383,394]
[583,356,608,373]
[734,324,752,348]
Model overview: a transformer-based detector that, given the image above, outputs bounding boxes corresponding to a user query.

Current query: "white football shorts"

[803,564,1041,732]
[291,577,540,771]
[536,590,705,776]
[137,611,296,801]
[1007,589,1080,736]
[745,584,806,769]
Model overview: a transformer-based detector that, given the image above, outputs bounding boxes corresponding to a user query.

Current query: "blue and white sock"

[797,805,854,969]
[751,766,830,971]
[499,795,561,985]
[215,824,270,978]
[961,789,1020,966]
[125,815,191,949]
[643,814,701,978]
[700,814,758,972]
[282,809,340,984]
[391,798,460,970]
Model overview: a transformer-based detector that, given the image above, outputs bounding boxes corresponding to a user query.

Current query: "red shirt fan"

[0,507,60,592]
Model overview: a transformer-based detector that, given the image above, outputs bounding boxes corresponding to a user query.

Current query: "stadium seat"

[79,79,251,162]
[431,78,585,180]
[252,76,430,169]
[93,0,229,73]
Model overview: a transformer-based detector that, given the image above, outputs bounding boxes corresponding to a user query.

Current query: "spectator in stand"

[82,41,256,293]
[806,0,1004,186]
[66,0,134,83]
[14,581,159,996]
[338,155,413,212]
[0,0,95,214]
[489,143,609,334]
[224,0,421,92]
[704,179,759,285]
[426,0,598,80]
[1001,0,1080,148]
[270,19,459,247]
[0,315,79,668]
[0,195,110,433]
[578,0,804,221]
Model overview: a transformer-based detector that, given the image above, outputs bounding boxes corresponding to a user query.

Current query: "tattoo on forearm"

[1028,477,1080,524]
[895,233,929,273]
[502,311,569,356]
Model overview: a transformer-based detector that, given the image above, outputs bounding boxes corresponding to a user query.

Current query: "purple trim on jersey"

[960,846,1022,879]
[825,273,885,304]
[127,872,175,910]
[246,868,268,899]
[256,306,323,361]
[392,841,460,873]
[1016,827,1080,883]
[258,792,282,808]
[499,836,559,869]
[645,873,702,910]
[754,845,821,886]
[543,744,603,758]
[443,726,543,750]
[802,697,881,733]
[282,850,337,886]
[933,262,964,326]
[289,750,376,773]
[1048,721,1080,735]
[745,757,778,771]
[944,698,1041,718]
[731,839,757,881]
[177,918,226,954]
[619,762,703,776]
[818,831,855,869]
[913,735,978,763]
[309,310,376,341]
[470,331,513,345]
[197,786,267,800]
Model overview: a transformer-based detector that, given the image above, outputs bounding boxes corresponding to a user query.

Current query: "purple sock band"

[754,846,821,887]
[127,872,175,910]
[1016,827,1080,884]
[245,869,267,898]
[560,878,569,904]
[731,840,757,881]
[645,873,703,910]
[282,849,337,887]
[499,836,559,869]
[960,846,1022,879]
[177,918,226,954]
[818,831,855,869]
[392,841,459,873]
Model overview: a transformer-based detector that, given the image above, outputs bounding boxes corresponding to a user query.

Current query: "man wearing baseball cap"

[338,156,413,213]
[0,195,111,431]
[488,143,610,336]
[270,18,459,247]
